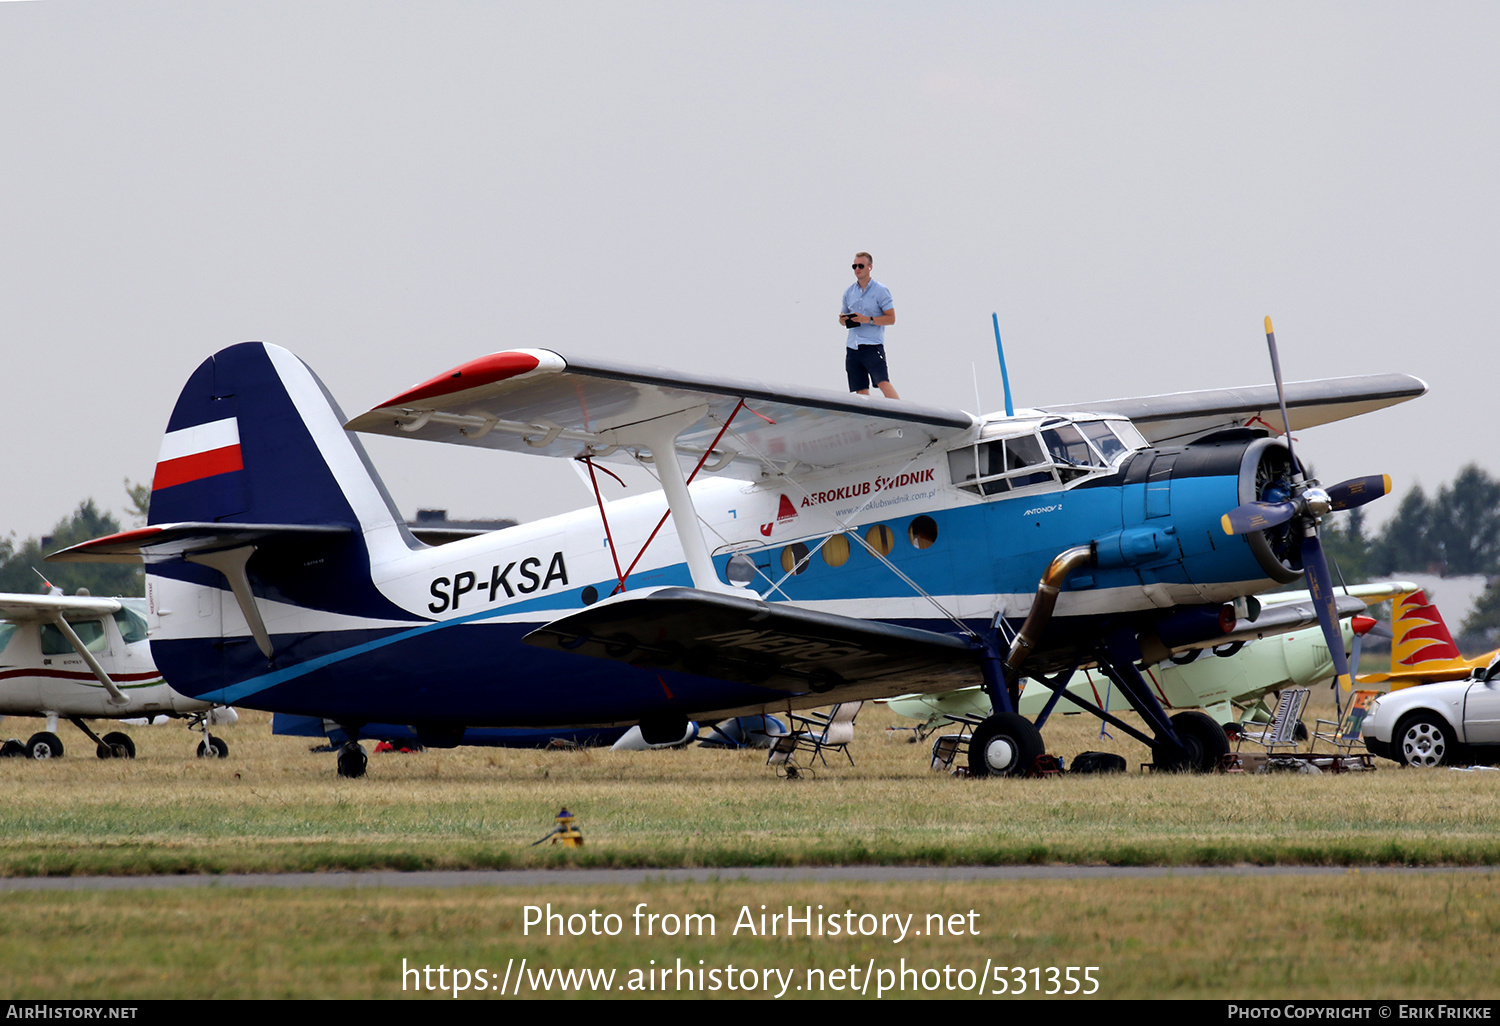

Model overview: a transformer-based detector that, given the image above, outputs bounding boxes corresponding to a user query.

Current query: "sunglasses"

[852,263,867,270]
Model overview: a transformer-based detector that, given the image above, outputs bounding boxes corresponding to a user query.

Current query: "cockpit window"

[948,416,1144,497]
[947,431,1054,495]
[1042,423,1096,467]
[0,623,16,655]
[1078,420,1128,463]
[114,605,148,644]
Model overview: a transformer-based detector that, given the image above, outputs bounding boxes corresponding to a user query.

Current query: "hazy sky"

[2,1,1494,543]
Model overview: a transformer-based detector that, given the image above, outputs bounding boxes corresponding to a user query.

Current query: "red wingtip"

[378,351,544,407]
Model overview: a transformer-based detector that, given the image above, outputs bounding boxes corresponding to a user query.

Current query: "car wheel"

[1395,712,1456,768]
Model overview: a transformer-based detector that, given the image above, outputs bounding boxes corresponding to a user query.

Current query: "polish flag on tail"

[152,418,243,491]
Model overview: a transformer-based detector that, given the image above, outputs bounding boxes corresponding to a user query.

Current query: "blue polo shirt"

[842,280,893,348]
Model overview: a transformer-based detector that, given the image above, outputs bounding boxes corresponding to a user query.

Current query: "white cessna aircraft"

[0,591,235,759]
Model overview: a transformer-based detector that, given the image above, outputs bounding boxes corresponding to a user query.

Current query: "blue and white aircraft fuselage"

[52,341,1423,775]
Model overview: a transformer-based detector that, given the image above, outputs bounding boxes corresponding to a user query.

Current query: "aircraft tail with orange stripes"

[1357,589,1495,689]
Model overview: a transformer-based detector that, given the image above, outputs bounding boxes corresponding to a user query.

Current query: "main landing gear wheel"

[97,732,137,760]
[337,742,368,779]
[967,712,1045,778]
[196,735,229,759]
[1395,712,1455,768]
[26,731,64,760]
[1156,711,1230,773]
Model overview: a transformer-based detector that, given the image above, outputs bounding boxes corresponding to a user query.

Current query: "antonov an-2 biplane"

[50,325,1424,778]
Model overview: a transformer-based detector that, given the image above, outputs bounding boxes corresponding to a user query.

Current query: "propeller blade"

[1326,474,1392,511]
[1301,531,1350,688]
[1348,631,1363,694]
[1265,316,1296,465]
[1221,500,1297,536]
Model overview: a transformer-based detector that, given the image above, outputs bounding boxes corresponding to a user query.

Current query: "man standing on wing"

[839,251,899,399]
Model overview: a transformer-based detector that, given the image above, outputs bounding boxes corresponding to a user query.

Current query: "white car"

[1362,654,1500,767]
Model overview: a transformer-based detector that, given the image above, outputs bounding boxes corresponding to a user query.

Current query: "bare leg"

[876,380,901,400]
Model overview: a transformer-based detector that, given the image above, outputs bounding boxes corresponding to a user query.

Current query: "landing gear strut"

[968,630,1048,777]
[188,711,229,759]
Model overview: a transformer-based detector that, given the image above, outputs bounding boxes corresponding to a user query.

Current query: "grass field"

[6,875,1500,999]
[2,696,1498,999]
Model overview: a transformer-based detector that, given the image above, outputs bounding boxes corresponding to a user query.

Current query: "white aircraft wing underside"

[345,348,977,477]
[1037,373,1427,445]
[0,592,124,622]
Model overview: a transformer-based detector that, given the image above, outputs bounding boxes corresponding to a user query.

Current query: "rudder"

[149,342,411,556]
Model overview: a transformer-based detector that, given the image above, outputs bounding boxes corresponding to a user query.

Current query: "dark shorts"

[845,344,891,392]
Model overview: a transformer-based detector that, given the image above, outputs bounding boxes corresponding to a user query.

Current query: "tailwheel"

[1155,711,1230,772]
[967,712,1045,778]
[337,741,368,779]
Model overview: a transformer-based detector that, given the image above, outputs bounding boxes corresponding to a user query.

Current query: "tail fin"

[149,342,413,558]
[1389,590,1463,670]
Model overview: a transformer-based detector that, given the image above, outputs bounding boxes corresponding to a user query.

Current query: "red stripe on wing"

[377,351,543,406]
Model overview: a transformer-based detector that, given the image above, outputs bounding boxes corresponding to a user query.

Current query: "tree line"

[0,484,148,597]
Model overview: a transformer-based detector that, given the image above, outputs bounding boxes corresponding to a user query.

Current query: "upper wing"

[0,592,123,623]
[1038,373,1427,445]
[344,349,976,477]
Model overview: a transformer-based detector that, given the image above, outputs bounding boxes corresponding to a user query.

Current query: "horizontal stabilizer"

[46,522,350,564]
[1358,667,1477,687]
[524,586,980,697]
[1040,374,1427,445]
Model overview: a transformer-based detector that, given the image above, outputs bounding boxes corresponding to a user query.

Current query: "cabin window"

[0,624,16,655]
[864,524,895,557]
[780,542,811,575]
[40,619,107,656]
[908,515,938,549]
[822,534,851,567]
[726,554,758,586]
